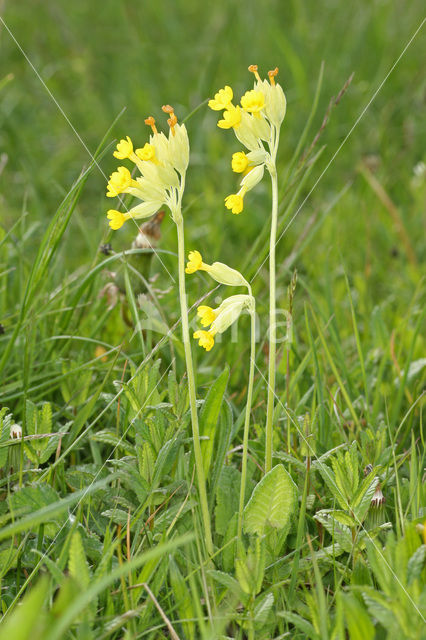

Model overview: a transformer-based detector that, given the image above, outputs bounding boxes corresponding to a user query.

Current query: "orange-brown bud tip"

[268,67,279,85]
[162,104,174,114]
[167,113,178,133]
[248,64,261,82]
[144,116,157,133]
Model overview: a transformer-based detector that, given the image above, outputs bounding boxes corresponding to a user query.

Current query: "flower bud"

[168,123,190,174]
[206,262,249,288]
[10,424,22,439]
[210,294,254,333]
[240,164,264,191]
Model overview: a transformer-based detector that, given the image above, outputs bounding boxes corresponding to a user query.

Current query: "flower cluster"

[194,295,254,351]
[186,250,252,351]
[208,65,286,214]
[106,106,189,229]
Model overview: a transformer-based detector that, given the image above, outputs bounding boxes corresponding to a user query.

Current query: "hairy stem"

[238,300,256,538]
[176,216,214,557]
[265,162,278,473]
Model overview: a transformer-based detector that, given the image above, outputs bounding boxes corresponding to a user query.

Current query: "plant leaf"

[243,464,297,536]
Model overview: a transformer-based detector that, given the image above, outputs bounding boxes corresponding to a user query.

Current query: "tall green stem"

[238,300,256,538]
[175,216,214,557]
[265,161,279,473]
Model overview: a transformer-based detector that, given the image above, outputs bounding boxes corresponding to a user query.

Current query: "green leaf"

[314,509,353,553]
[199,366,229,478]
[0,576,49,640]
[0,408,12,468]
[407,544,426,585]
[68,531,91,590]
[215,465,240,536]
[254,592,274,626]
[243,464,297,536]
[168,555,195,640]
[278,611,319,639]
[352,474,379,522]
[341,592,375,640]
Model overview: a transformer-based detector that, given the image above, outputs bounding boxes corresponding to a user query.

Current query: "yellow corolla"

[197,306,217,327]
[106,166,133,198]
[224,193,244,215]
[107,210,128,230]
[218,105,241,129]
[135,143,157,162]
[208,86,233,111]
[231,151,250,173]
[113,136,134,160]
[241,89,265,114]
[185,250,204,274]
[193,329,216,352]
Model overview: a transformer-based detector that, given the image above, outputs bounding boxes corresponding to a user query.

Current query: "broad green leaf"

[215,465,240,536]
[199,366,229,478]
[243,464,297,536]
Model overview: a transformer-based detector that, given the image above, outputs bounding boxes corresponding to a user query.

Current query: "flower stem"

[176,217,214,557]
[238,299,256,538]
[265,162,278,473]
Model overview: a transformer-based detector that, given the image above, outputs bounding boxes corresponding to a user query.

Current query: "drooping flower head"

[209,64,286,215]
[105,105,190,229]
[193,295,254,351]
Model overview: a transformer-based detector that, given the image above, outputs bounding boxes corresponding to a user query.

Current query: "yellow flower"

[113,136,133,160]
[197,305,217,327]
[231,151,249,173]
[185,250,204,274]
[106,166,133,197]
[135,143,157,162]
[107,209,127,230]
[218,105,241,129]
[241,89,265,114]
[193,329,216,352]
[225,193,244,214]
[208,86,233,111]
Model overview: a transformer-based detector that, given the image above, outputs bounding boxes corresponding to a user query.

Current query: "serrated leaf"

[254,592,274,626]
[407,544,426,585]
[243,464,297,536]
[314,510,353,553]
[352,474,379,522]
[68,531,90,589]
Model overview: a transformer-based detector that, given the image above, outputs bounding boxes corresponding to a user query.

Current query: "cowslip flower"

[208,86,233,111]
[197,305,217,327]
[194,295,254,351]
[185,250,249,288]
[209,64,286,215]
[105,105,189,229]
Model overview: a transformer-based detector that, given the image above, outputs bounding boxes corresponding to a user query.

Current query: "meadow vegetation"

[0,1,425,638]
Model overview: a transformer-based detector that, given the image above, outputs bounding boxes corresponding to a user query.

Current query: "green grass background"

[0,0,425,637]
